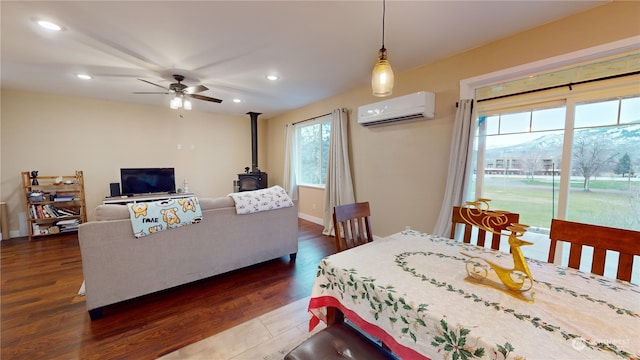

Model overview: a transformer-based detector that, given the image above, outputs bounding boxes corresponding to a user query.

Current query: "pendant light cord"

[381,0,386,49]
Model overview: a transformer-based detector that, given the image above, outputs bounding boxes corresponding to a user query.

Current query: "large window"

[473,103,566,230]
[474,92,639,232]
[295,115,331,186]
[470,77,639,280]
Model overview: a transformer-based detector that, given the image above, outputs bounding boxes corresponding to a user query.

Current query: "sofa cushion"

[93,196,235,221]
[199,196,235,210]
[95,204,129,221]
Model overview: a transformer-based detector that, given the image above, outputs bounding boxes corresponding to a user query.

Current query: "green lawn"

[523,178,639,191]
[481,177,639,230]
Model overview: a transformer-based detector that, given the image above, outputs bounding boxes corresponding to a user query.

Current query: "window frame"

[473,80,639,225]
[293,114,332,187]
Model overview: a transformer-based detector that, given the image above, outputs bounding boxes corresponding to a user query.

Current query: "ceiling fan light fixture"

[136,75,221,109]
[371,0,394,97]
[170,96,180,109]
[169,94,192,110]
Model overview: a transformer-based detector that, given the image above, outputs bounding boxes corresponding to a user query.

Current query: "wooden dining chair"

[286,201,395,360]
[548,219,640,282]
[450,206,520,251]
[333,202,373,252]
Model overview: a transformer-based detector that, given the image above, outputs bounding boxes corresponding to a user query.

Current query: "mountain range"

[484,123,640,174]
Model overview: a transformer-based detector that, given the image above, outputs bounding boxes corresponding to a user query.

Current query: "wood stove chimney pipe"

[247,112,261,173]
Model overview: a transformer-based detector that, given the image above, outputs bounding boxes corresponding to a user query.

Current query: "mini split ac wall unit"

[357,91,435,127]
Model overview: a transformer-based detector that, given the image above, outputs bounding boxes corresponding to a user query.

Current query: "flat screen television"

[120,168,176,195]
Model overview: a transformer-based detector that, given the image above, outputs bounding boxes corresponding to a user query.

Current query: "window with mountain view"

[470,80,639,266]
[472,105,566,233]
[568,96,639,228]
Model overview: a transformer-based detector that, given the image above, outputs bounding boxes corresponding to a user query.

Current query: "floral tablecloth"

[308,230,640,359]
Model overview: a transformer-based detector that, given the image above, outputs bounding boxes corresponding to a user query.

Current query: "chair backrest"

[450,206,520,251]
[333,202,373,252]
[548,219,640,282]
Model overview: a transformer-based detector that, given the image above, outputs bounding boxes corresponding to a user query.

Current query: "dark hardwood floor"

[1,219,335,360]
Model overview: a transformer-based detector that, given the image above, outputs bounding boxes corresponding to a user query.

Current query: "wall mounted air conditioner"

[357,91,435,127]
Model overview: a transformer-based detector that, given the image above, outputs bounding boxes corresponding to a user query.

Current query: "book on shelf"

[29,204,80,219]
[54,195,75,202]
[57,207,80,216]
[56,218,79,225]
[56,218,80,232]
[44,205,61,217]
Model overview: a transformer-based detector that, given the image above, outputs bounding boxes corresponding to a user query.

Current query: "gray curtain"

[322,108,355,236]
[432,99,475,237]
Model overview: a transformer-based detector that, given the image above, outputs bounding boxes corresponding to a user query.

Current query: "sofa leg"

[88,307,103,320]
[289,253,297,261]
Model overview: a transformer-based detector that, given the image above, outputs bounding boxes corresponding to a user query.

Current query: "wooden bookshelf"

[21,171,87,240]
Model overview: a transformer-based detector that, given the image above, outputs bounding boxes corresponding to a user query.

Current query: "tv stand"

[103,192,194,205]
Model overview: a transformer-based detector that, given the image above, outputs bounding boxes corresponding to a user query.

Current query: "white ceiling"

[1,1,607,118]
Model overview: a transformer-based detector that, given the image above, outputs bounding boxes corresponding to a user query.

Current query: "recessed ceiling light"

[37,20,62,31]
[266,74,279,81]
[232,98,241,103]
[77,74,92,80]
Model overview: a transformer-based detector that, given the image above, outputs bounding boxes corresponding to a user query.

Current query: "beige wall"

[265,1,640,237]
[297,186,324,224]
[0,90,268,236]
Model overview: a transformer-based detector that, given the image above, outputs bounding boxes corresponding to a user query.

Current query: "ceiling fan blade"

[138,78,168,90]
[189,94,223,103]
[132,91,170,94]
[185,85,208,94]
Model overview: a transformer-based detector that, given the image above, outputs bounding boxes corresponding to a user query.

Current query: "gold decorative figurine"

[459,199,534,292]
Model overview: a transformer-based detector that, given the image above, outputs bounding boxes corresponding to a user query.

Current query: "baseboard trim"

[298,213,323,225]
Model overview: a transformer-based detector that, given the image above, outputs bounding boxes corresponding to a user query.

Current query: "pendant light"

[371,0,394,97]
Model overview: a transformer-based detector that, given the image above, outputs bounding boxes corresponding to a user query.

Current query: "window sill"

[298,184,325,190]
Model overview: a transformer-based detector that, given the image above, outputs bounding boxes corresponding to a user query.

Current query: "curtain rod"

[455,99,474,108]
[477,70,640,103]
[292,112,331,126]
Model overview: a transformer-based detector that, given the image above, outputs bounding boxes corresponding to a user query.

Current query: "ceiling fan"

[133,74,223,105]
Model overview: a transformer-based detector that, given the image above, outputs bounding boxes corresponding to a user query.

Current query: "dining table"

[308,229,640,359]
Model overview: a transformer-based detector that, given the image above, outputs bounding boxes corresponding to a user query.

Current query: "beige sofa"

[78,196,298,320]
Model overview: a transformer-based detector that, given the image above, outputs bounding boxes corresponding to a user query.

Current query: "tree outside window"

[296,117,331,186]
